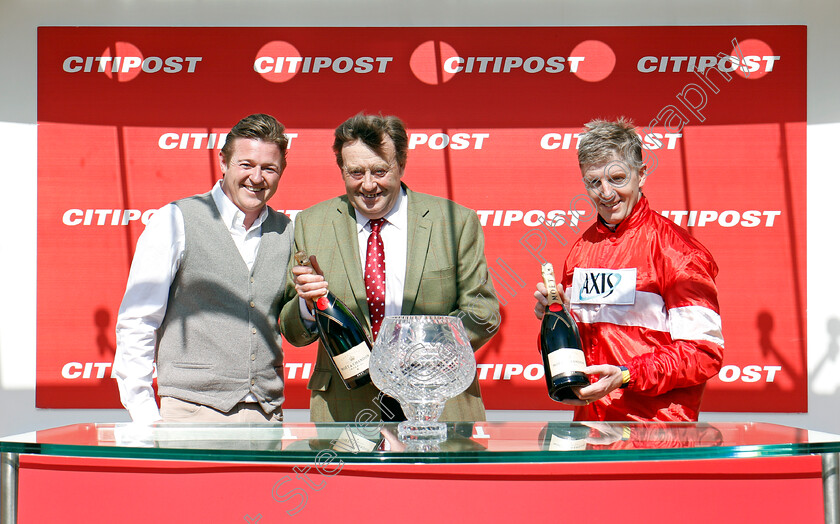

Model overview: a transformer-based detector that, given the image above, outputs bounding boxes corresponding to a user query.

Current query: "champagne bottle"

[539,262,590,401]
[296,251,372,390]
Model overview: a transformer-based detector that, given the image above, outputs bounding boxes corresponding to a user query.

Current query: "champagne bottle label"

[549,433,587,451]
[332,341,371,380]
[547,347,586,377]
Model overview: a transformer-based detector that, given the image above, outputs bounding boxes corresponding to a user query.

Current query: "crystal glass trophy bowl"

[370,315,476,442]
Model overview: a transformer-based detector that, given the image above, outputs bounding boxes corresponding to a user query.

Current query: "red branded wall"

[36,26,807,412]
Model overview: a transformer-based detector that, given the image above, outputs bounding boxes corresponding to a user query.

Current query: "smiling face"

[219,137,285,227]
[581,157,647,227]
[341,137,404,220]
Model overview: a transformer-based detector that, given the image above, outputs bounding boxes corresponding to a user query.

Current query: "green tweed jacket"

[279,184,500,422]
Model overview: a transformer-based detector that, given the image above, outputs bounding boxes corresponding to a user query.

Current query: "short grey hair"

[577,117,643,171]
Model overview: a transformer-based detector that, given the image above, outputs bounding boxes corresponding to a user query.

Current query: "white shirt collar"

[354,186,408,233]
[211,180,268,232]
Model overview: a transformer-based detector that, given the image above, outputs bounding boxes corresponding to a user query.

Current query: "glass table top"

[2,422,839,464]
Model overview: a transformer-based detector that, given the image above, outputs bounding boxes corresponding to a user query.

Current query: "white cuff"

[128,398,163,425]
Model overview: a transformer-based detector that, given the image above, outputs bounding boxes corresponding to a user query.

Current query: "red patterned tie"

[365,218,387,341]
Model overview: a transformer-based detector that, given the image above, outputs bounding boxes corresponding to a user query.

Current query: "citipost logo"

[253,40,393,83]
[408,39,617,84]
[62,42,201,82]
[636,38,780,80]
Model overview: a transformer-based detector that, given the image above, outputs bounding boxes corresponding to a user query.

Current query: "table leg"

[824,452,839,524]
[0,452,18,524]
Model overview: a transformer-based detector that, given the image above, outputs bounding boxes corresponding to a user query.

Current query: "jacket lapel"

[402,189,431,315]
[331,200,371,330]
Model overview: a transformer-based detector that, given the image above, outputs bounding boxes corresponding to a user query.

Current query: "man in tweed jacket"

[279,113,500,422]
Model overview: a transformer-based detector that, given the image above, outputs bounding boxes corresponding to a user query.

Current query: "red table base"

[18,454,824,523]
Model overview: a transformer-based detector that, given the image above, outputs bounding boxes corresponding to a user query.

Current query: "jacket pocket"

[171,362,213,369]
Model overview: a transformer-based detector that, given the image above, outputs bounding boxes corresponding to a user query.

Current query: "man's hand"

[560,364,625,405]
[534,282,549,320]
[293,254,329,311]
[533,282,570,320]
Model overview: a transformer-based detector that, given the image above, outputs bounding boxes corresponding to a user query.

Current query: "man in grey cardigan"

[113,113,294,423]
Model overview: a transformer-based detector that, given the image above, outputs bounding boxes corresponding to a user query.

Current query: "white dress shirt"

[113,182,269,423]
[299,188,408,327]
[355,187,408,320]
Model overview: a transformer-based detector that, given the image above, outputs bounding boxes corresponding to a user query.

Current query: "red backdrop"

[36,26,807,412]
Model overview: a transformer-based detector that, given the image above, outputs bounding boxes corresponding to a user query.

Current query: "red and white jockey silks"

[561,196,724,421]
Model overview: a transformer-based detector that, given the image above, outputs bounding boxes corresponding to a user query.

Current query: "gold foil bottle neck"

[294,251,311,266]
[541,262,562,306]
